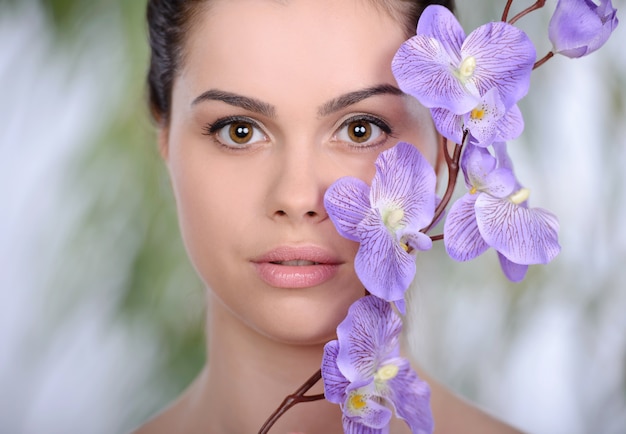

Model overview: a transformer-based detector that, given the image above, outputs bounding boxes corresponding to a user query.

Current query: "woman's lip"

[251,246,343,289]
[252,246,343,265]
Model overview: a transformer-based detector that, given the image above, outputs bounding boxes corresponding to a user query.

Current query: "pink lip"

[251,246,342,289]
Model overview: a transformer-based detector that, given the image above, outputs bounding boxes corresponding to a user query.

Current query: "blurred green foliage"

[34,0,207,417]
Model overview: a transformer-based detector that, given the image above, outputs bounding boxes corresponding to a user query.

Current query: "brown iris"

[228,121,254,144]
[347,120,372,143]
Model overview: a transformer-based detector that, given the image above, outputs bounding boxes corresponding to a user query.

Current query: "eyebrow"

[317,84,404,116]
[192,89,276,118]
[191,83,404,118]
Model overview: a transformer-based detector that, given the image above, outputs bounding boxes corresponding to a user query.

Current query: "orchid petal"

[399,230,433,253]
[386,361,433,434]
[371,142,437,230]
[465,88,517,147]
[462,144,516,197]
[344,391,393,429]
[444,193,489,261]
[497,252,529,282]
[336,296,402,383]
[481,168,517,198]
[344,418,387,434]
[462,21,536,108]
[464,87,506,146]
[462,143,497,187]
[431,107,464,145]
[392,36,478,112]
[392,299,406,316]
[416,4,466,54]
[343,410,391,434]
[475,194,561,264]
[355,214,416,304]
[343,418,388,434]
[325,177,371,241]
[493,142,518,176]
[496,104,524,143]
[392,6,480,113]
[322,340,351,404]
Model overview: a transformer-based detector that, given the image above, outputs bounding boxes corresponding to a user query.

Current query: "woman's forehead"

[178,0,408,110]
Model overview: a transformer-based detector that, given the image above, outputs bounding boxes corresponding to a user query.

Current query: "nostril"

[272,209,325,219]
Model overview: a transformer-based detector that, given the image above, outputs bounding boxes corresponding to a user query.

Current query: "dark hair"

[146,0,455,124]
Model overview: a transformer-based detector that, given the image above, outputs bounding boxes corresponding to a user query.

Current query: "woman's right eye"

[203,117,267,149]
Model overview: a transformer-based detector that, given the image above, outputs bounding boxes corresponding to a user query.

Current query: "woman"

[136,0,522,432]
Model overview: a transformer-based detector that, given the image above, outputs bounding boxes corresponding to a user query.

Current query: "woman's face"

[163,0,438,345]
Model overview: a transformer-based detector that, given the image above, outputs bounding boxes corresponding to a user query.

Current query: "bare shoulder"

[129,372,216,434]
[129,387,196,434]
[417,367,524,434]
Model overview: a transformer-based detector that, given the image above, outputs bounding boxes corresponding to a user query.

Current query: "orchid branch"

[423,131,466,235]
[533,51,554,69]
[258,369,325,434]
[501,0,514,22]
[508,0,546,25]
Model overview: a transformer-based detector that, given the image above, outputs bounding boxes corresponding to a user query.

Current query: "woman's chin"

[245,291,361,347]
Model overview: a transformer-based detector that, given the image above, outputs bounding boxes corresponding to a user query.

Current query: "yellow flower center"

[509,187,530,204]
[470,108,485,120]
[458,56,476,80]
[375,364,400,382]
[469,186,478,195]
[347,392,367,411]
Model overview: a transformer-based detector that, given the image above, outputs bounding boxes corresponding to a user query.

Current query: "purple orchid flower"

[433,88,525,147]
[322,295,433,434]
[324,142,436,313]
[549,0,619,58]
[392,5,535,145]
[443,143,560,282]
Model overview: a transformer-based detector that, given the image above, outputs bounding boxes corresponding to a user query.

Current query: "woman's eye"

[204,117,267,148]
[334,116,391,148]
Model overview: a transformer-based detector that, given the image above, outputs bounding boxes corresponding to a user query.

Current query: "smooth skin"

[136,0,524,432]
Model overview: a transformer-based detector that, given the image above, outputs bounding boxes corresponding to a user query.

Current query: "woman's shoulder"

[130,384,198,434]
[416,366,524,434]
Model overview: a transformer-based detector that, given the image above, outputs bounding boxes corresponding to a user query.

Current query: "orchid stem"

[423,132,466,235]
[533,51,554,69]
[258,369,325,434]
[501,0,514,22]
[508,0,546,25]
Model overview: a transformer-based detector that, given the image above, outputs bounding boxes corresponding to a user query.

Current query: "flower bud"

[548,0,619,58]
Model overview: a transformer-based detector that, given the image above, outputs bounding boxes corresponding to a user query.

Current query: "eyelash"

[202,116,267,150]
[333,114,394,150]
[201,113,394,150]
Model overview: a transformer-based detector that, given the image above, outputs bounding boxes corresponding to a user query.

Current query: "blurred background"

[0,0,624,433]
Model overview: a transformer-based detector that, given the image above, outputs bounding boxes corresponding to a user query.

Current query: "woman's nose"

[265,148,328,224]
